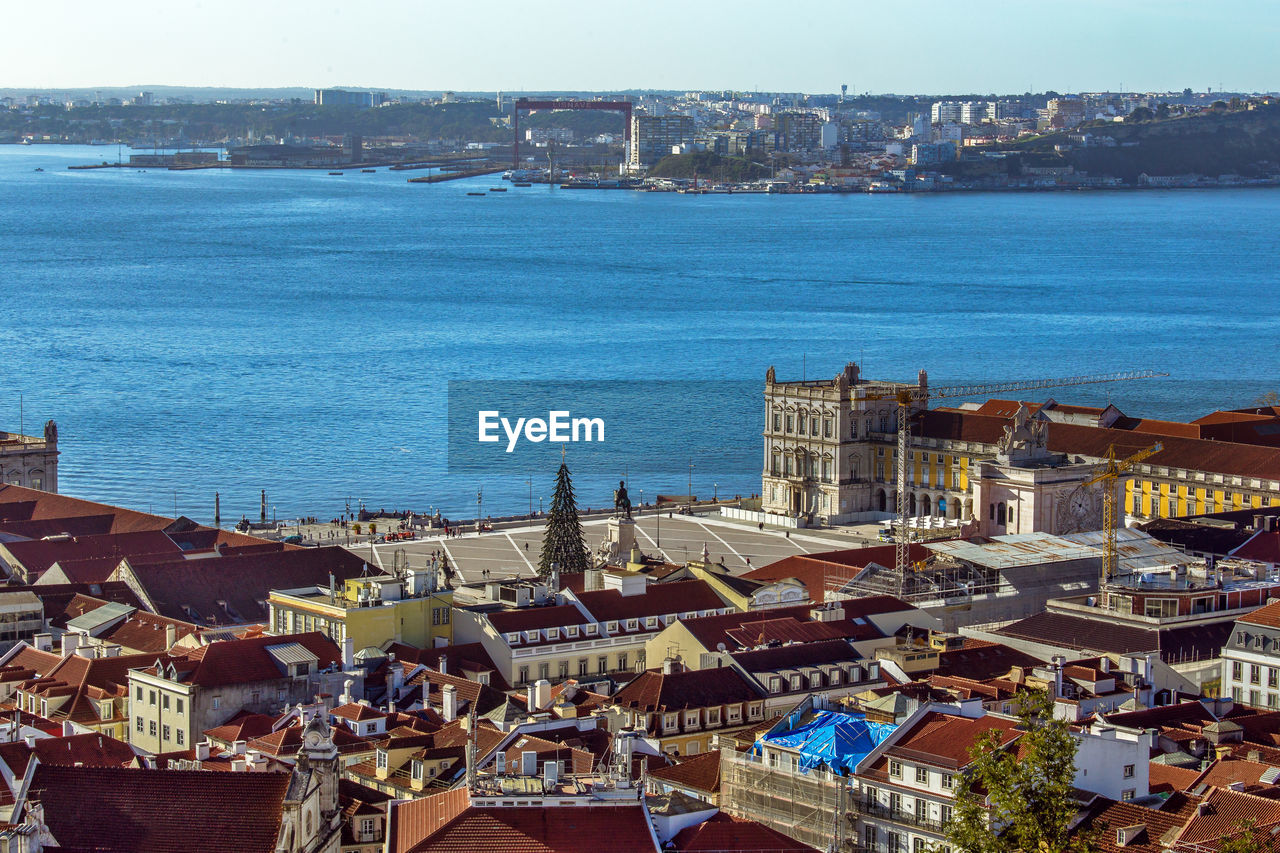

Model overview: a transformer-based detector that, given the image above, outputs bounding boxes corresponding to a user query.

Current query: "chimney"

[232,739,247,755]
[528,679,552,712]
[342,637,354,670]
[437,654,447,675]
[33,633,52,652]
[521,750,537,776]
[550,562,560,595]
[196,741,211,761]
[1051,655,1065,698]
[339,678,354,706]
[662,657,683,675]
[442,684,458,722]
[1099,656,1111,674]
[164,624,177,649]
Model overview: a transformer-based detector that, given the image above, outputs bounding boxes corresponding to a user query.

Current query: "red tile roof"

[0,484,174,534]
[29,764,291,852]
[914,409,1280,481]
[0,732,137,779]
[405,803,659,853]
[2,530,183,580]
[147,631,342,688]
[121,545,374,625]
[1074,793,1201,853]
[678,596,908,653]
[742,552,933,603]
[729,638,862,673]
[879,711,1020,770]
[1174,786,1280,847]
[487,603,589,635]
[1232,529,1280,565]
[672,813,814,852]
[575,579,729,623]
[610,666,759,718]
[648,749,722,795]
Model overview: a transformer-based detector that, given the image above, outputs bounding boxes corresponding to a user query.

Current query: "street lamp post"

[526,478,533,516]
[539,496,544,515]
[477,488,483,534]
[688,460,693,505]
[714,482,719,502]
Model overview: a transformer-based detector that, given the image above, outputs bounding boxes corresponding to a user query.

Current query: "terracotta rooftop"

[121,545,375,625]
[1174,786,1280,847]
[913,409,1280,481]
[672,813,813,852]
[28,764,292,853]
[877,710,1020,771]
[611,665,760,717]
[742,552,933,603]
[575,579,729,623]
[648,749,721,795]
[145,631,342,688]
[404,803,659,853]
[0,484,172,534]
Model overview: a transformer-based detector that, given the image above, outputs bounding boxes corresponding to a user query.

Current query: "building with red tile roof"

[671,812,814,852]
[19,716,345,853]
[112,545,375,626]
[741,548,936,604]
[388,785,661,853]
[647,749,722,804]
[453,577,739,693]
[608,661,764,757]
[128,631,346,755]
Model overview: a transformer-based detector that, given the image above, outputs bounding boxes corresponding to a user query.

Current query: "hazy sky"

[4,0,1277,94]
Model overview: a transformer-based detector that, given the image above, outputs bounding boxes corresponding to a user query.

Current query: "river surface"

[2,144,1278,523]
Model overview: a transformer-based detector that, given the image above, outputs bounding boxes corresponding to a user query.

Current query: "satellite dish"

[716,642,727,652]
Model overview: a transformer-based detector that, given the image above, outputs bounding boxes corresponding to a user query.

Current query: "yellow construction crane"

[1082,442,1163,585]
[863,370,1167,593]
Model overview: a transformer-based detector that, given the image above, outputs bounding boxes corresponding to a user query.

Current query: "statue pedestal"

[596,515,637,566]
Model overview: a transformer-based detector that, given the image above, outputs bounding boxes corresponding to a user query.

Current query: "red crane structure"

[511,98,633,168]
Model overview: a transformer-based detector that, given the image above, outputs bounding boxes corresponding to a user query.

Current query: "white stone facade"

[0,421,58,492]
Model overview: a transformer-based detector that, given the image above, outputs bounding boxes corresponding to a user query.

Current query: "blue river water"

[2,144,1278,523]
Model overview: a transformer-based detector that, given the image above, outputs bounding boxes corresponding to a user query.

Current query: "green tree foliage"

[539,462,590,577]
[1127,106,1155,123]
[947,690,1085,853]
[647,151,770,182]
[1220,820,1276,853]
[1254,391,1280,407]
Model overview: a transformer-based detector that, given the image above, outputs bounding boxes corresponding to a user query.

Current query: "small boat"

[466,192,485,196]
[514,182,532,187]
[361,168,375,173]
[489,187,507,192]
[33,167,43,172]
[329,171,344,175]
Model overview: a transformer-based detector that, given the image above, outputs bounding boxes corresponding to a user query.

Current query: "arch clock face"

[1057,487,1101,533]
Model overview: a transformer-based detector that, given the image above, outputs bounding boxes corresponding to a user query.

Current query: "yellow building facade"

[268,574,453,652]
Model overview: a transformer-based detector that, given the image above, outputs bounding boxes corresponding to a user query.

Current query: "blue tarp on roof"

[754,710,897,775]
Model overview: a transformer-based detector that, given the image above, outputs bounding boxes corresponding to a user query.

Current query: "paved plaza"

[361,512,880,586]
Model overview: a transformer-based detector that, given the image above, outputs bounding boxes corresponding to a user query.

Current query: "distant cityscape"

[6,85,1280,191]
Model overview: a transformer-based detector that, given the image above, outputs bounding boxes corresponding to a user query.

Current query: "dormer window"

[607,621,619,632]
[626,619,638,631]
[376,750,388,769]
[524,630,539,643]
[646,617,658,629]
[566,626,578,638]
[507,633,520,644]
[585,624,598,635]
[411,760,424,780]
[546,627,559,641]
[748,702,762,720]
[769,677,782,693]
[828,669,841,685]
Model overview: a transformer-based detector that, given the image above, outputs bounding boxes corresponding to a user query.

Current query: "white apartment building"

[1222,600,1280,709]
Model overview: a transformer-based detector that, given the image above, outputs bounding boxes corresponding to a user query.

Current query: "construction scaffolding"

[720,750,854,852]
